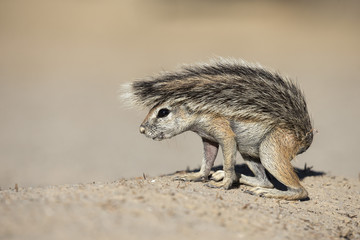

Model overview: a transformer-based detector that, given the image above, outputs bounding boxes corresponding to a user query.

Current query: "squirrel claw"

[173,173,208,182]
[243,189,256,196]
[245,187,269,198]
[205,182,222,189]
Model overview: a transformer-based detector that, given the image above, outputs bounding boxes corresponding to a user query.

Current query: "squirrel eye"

[157,108,170,118]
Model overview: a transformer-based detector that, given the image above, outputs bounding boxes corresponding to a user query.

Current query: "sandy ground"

[1,168,359,240]
[1,2,360,239]
[1,0,360,190]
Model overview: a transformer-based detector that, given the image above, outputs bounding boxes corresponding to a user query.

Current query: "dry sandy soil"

[1,167,359,240]
[1,0,360,190]
[1,2,360,239]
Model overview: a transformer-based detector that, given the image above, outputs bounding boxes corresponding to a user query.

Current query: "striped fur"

[123,58,313,143]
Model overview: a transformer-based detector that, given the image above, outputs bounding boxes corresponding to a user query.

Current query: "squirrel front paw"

[205,178,234,190]
[173,172,208,182]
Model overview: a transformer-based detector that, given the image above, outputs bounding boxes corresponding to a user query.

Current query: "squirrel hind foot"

[246,186,308,200]
[239,174,274,189]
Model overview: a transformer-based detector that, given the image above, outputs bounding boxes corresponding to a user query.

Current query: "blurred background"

[1,0,359,189]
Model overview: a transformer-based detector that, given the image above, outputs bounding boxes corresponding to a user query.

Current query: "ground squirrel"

[122,58,314,200]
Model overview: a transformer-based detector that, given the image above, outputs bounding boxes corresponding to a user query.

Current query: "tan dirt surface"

[1,0,360,190]
[1,170,359,240]
[1,2,360,239]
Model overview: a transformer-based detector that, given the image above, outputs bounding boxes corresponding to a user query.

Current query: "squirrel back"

[124,58,313,145]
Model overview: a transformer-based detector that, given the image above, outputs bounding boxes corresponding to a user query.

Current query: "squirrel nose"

[139,125,146,134]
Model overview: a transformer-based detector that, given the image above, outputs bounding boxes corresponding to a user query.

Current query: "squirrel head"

[139,103,193,141]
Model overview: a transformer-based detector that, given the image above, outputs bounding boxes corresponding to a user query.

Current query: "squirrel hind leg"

[240,157,274,189]
[210,160,274,188]
[210,157,274,188]
[248,128,308,200]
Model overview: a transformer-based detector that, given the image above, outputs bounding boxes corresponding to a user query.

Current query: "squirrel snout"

[139,125,146,134]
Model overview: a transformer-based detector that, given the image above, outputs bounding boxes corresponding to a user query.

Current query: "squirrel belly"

[124,58,314,200]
